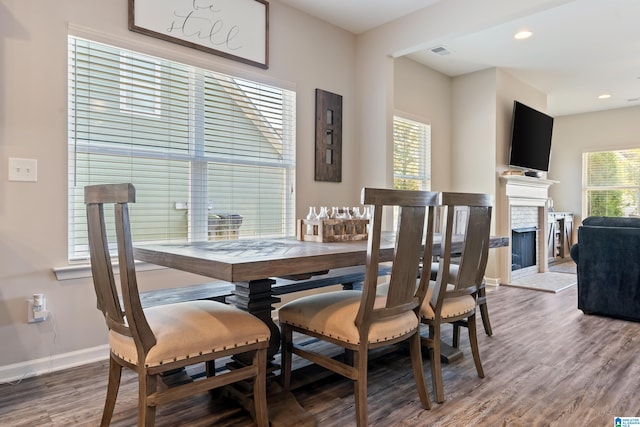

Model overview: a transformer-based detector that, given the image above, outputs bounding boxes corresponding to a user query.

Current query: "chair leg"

[280,324,293,390]
[138,372,157,427]
[409,331,431,409]
[428,323,445,403]
[253,348,269,427]
[479,301,492,336]
[478,280,493,336]
[353,348,369,427]
[101,355,122,427]
[467,313,485,378]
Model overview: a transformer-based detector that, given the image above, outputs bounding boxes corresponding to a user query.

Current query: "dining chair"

[279,187,439,426]
[85,183,270,427]
[428,205,492,336]
[422,192,492,403]
[428,265,493,336]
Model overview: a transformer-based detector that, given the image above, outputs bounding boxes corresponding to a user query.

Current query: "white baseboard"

[485,276,501,287]
[0,345,109,384]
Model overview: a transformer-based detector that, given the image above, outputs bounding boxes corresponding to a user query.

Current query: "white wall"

[0,0,358,373]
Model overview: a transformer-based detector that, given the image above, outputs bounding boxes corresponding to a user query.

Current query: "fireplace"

[499,174,557,283]
[512,227,537,270]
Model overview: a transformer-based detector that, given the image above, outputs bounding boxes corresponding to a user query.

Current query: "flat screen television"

[508,100,554,173]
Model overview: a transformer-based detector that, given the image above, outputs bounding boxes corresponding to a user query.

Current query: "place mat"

[504,272,577,293]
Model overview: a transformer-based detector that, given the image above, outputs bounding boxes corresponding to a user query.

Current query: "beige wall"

[0,0,359,372]
[549,106,640,224]
[451,69,498,194]
[393,57,453,191]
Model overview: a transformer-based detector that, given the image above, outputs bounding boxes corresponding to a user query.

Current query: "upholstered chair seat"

[429,262,493,336]
[378,281,468,321]
[278,291,419,346]
[109,300,270,368]
[419,284,475,320]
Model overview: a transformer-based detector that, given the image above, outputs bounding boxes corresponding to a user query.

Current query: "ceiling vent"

[430,46,451,56]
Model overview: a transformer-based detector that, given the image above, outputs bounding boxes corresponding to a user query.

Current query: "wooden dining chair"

[421,192,492,403]
[85,183,270,427]
[428,266,493,336]
[279,188,439,426]
[428,205,492,336]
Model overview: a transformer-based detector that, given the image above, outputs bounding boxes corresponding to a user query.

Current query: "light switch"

[8,157,38,182]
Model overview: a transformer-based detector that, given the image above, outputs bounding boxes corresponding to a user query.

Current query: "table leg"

[226,278,281,359]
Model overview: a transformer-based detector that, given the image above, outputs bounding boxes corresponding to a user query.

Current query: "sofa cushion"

[582,216,640,228]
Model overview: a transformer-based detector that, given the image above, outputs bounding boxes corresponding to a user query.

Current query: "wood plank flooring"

[2,285,640,426]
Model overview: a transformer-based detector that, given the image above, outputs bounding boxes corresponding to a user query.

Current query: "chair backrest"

[356,188,439,333]
[85,183,156,356]
[431,192,493,310]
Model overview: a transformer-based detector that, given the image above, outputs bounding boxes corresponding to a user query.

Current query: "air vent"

[627,97,640,103]
[430,46,451,56]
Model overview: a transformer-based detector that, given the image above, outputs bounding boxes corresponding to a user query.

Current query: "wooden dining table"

[134,233,508,426]
[133,232,509,357]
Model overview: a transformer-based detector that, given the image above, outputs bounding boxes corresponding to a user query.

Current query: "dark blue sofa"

[570,216,640,322]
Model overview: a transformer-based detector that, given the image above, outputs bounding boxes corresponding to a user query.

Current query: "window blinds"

[393,116,431,191]
[68,36,296,260]
[584,149,640,217]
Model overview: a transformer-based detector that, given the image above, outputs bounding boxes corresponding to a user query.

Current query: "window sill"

[53,261,166,281]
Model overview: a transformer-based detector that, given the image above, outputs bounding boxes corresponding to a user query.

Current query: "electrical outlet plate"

[9,157,38,182]
[27,299,47,323]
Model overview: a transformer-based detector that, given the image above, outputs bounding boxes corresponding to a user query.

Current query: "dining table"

[133,232,508,426]
[134,232,509,356]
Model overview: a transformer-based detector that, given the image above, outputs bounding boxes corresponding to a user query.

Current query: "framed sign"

[129,0,269,69]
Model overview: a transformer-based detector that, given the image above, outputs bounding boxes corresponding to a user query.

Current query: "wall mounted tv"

[508,100,554,174]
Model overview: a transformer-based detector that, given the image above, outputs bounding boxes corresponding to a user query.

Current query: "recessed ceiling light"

[598,94,612,99]
[514,31,532,40]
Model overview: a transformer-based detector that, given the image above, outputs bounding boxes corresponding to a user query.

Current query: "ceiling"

[277,0,640,117]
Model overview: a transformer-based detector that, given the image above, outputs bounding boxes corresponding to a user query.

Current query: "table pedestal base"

[227,278,281,359]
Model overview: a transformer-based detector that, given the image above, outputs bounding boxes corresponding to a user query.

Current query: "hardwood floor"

[2,285,640,426]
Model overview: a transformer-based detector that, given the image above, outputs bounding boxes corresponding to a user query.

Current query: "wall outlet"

[27,297,48,323]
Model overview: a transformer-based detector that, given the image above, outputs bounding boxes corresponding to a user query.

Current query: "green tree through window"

[584,149,640,217]
[393,116,430,191]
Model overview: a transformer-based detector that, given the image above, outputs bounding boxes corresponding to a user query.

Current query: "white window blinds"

[584,149,640,217]
[68,36,296,260]
[393,116,431,190]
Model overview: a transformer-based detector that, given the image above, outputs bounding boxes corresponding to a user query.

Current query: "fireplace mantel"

[500,175,558,200]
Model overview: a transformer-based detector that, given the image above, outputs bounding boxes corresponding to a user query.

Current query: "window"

[583,149,640,217]
[68,37,296,260]
[392,115,431,229]
[393,115,431,191]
